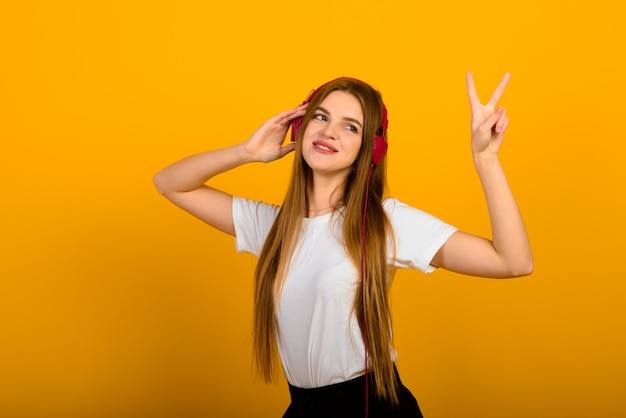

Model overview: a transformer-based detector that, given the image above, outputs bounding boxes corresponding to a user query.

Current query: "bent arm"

[432,153,533,278]
[153,143,256,236]
[431,72,533,278]
[153,106,305,236]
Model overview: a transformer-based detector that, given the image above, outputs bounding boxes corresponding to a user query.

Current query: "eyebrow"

[317,106,363,128]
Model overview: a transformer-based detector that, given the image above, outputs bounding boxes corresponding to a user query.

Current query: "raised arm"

[431,72,533,278]
[153,105,306,236]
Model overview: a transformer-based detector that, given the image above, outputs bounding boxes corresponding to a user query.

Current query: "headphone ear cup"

[290,117,303,142]
[371,135,388,165]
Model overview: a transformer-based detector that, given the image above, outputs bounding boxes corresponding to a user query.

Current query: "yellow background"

[1,1,624,417]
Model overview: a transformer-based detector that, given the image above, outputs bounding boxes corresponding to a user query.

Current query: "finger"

[494,108,507,135]
[497,117,509,137]
[480,107,504,132]
[487,72,511,108]
[466,71,480,110]
[276,107,307,125]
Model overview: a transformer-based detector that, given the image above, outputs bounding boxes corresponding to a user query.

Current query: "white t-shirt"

[232,197,457,388]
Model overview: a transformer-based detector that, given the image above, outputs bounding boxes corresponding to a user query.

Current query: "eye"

[313,113,327,121]
[346,124,358,133]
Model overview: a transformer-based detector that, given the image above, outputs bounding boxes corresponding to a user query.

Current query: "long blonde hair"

[253,78,399,403]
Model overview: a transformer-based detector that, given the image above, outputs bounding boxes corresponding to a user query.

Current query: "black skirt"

[282,366,423,418]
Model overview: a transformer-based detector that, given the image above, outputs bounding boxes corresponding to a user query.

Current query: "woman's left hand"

[466,72,510,156]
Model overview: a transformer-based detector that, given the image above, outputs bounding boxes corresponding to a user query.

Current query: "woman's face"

[301,90,364,179]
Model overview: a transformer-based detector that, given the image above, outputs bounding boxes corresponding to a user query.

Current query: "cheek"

[300,141,315,165]
[348,138,364,161]
[302,120,320,138]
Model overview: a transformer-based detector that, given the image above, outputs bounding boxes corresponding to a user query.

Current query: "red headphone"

[290,77,388,166]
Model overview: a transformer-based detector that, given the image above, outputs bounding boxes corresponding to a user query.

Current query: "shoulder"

[232,196,280,223]
[383,197,427,219]
[232,197,282,255]
[382,196,400,211]
[383,197,457,231]
[383,197,458,272]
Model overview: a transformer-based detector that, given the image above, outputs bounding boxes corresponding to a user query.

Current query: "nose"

[321,121,339,140]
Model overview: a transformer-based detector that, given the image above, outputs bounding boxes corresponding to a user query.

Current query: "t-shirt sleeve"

[232,197,280,257]
[385,198,458,273]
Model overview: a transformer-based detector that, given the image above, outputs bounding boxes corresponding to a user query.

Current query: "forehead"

[318,90,363,121]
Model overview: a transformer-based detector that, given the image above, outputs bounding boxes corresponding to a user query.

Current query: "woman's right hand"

[154,104,308,236]
[244,104,308,163]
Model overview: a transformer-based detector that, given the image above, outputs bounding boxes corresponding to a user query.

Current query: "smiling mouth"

[313,141,337,152]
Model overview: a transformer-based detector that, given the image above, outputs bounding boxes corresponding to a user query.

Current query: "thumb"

[279,142,297,158]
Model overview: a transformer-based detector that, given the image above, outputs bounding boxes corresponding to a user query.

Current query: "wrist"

[473,150,499,164]
[236,141,261,164]
[472,151,502,174]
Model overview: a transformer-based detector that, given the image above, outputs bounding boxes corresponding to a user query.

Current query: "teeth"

[316,144,332,151]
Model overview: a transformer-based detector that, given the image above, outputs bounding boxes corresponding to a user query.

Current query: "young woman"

[153,74,533,417]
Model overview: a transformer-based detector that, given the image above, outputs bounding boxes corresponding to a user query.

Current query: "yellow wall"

[1,1,624,417]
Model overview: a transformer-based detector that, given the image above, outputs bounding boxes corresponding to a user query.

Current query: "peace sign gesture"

[466,72,510,156]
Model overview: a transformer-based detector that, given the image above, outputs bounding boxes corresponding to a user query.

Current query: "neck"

[305,173,347,217]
